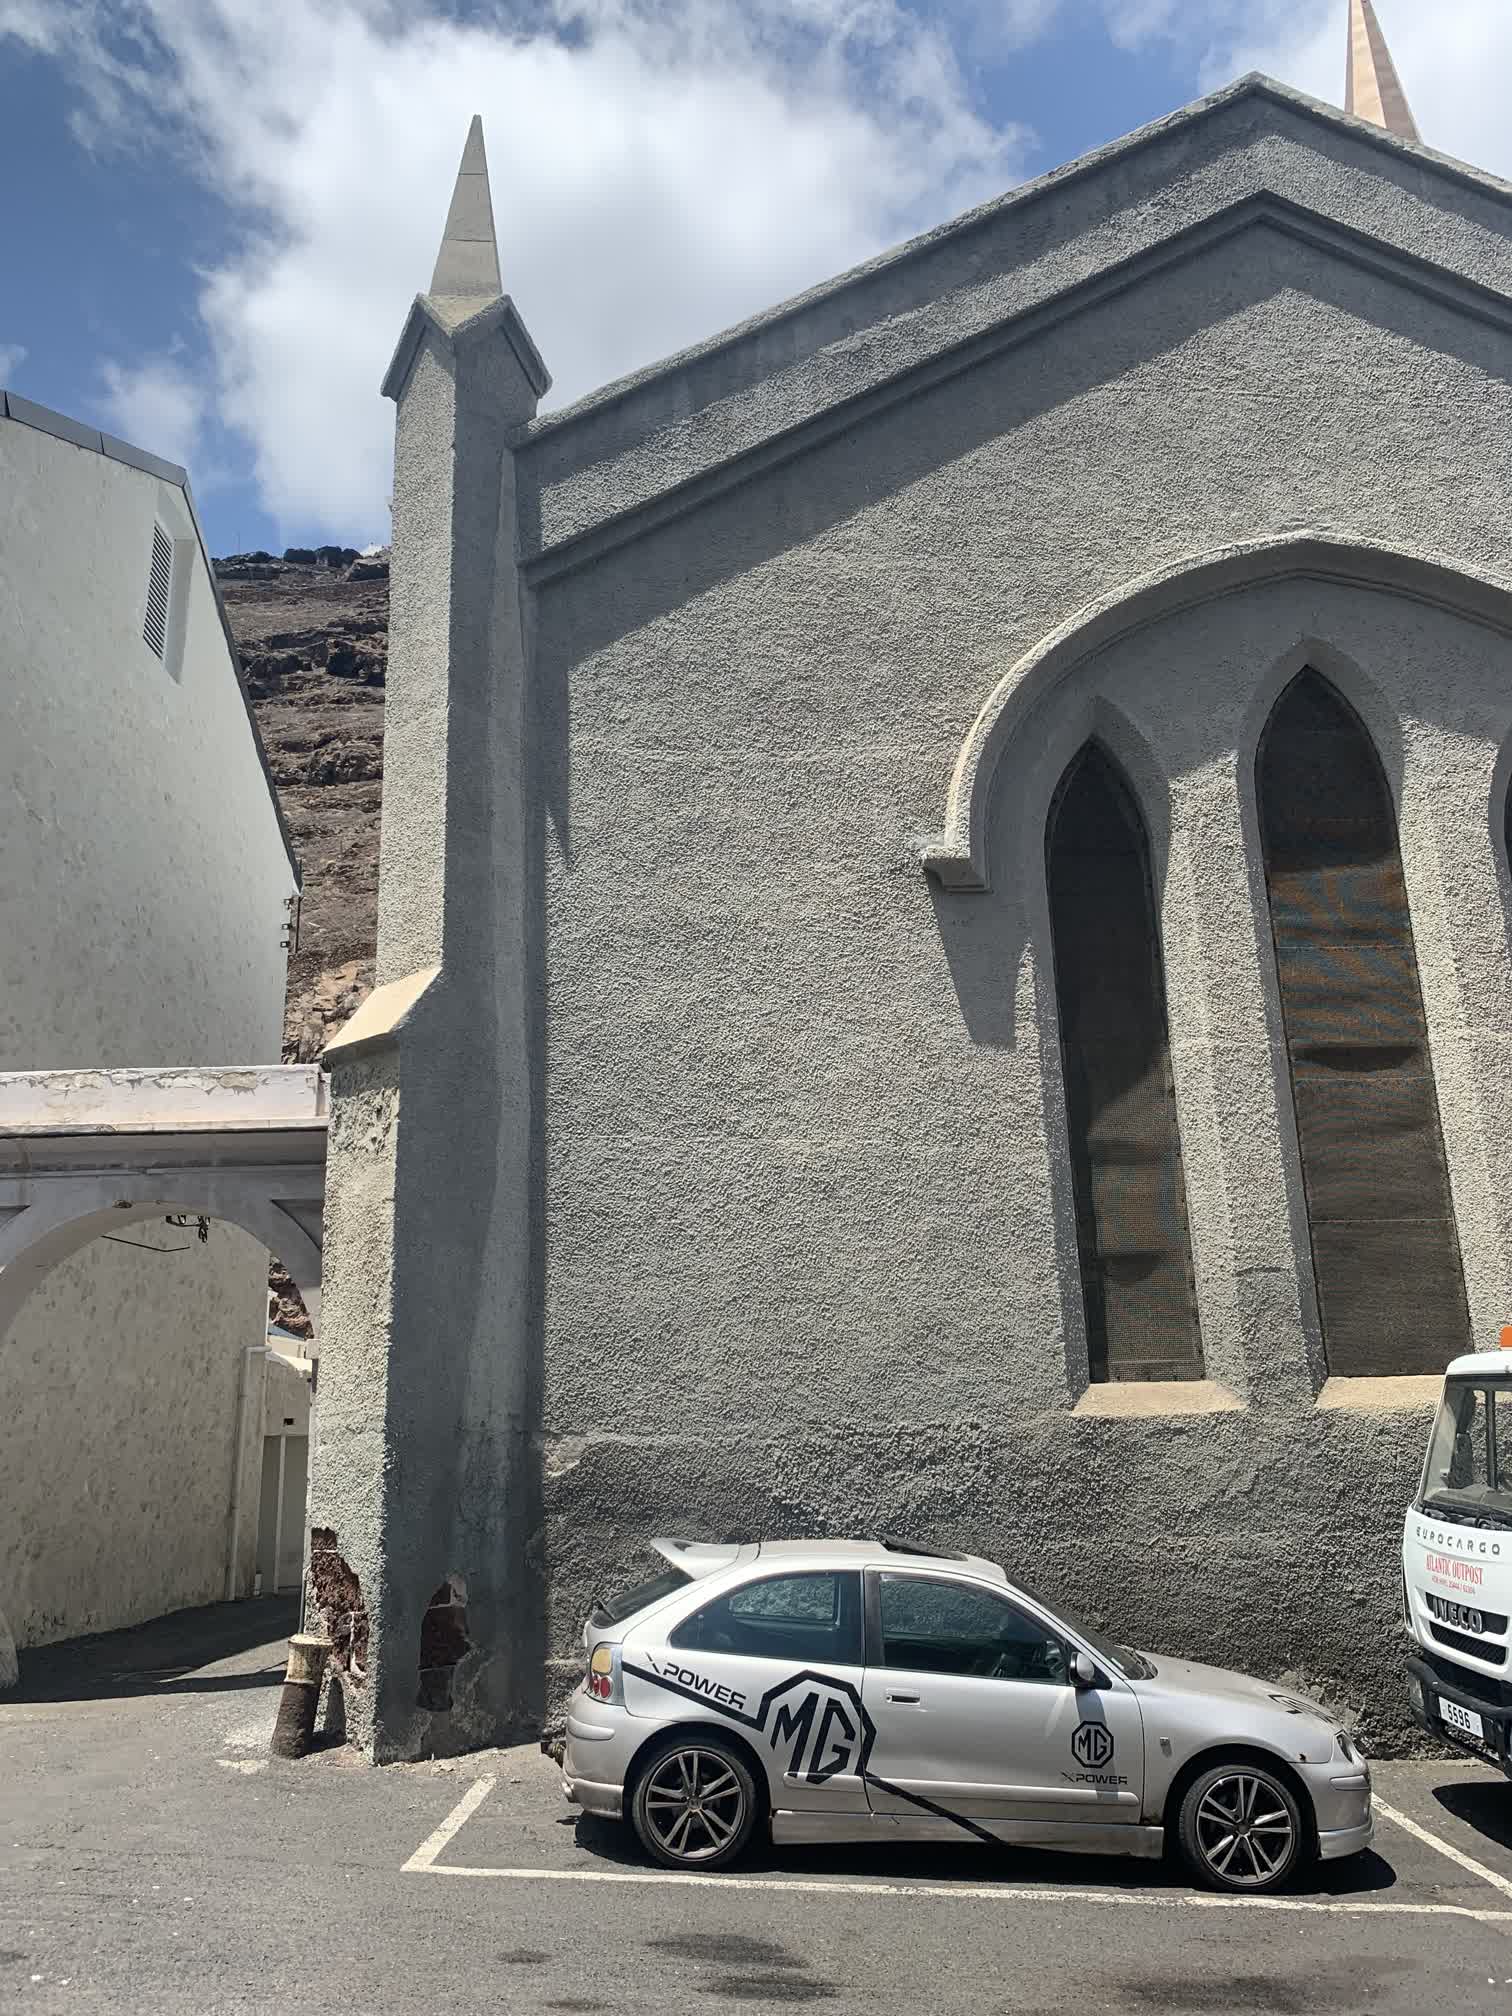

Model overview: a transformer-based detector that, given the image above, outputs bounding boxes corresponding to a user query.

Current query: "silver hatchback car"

[559,1537,1372,1894]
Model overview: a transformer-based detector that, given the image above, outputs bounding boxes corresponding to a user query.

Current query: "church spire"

[429,114,502,305]
[1345,0,1420,143]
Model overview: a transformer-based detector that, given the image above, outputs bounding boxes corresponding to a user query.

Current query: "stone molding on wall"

[519,195,1512,583]
[922,534,1512,893]
[519,72,1512,534]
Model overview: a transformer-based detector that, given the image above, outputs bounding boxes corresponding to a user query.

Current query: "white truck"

[1404,1343,1512,1768]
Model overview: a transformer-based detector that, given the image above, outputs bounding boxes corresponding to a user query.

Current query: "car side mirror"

[1071,1651,1100,1689]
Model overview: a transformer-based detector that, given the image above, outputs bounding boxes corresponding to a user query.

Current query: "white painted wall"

[0,412,297,1648]
[258,1346,312,1594]
[0,418,293,1066]
[0,1224,272,1643]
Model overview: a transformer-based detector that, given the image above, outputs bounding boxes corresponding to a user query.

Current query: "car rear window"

[670,1571,863,1665]
[591,1565,692,1626]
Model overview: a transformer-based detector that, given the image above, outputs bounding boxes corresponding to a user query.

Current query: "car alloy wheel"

[632,1739,757,1870]
[1179,1764,1303,1894]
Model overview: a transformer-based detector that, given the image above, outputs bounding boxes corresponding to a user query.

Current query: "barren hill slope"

[216,553,387,1063]
[217,550,388,1337]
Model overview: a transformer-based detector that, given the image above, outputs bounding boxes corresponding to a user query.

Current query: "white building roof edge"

[0,386,300,887]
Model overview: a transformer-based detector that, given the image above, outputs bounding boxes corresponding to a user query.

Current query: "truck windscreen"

[1423,1377,1512,1525]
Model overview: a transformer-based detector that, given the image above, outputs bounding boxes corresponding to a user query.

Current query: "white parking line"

[401,1775,497,1872]
[1375,1797,1512,1906]
[401,1779,1512,1924]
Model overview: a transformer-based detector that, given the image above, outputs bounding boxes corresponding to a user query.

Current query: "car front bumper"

[1407,1655,1512,1775]
[1318,1813,1375,1860]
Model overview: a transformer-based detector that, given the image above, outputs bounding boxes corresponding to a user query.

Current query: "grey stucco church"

[310,15,1512,1760]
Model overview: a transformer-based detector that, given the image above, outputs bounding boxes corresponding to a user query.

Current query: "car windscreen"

[1005,1573,1153,1680]
[590,1564,693,1627]
[1421,1376,1512,1526]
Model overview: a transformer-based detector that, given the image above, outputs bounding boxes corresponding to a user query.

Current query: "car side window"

[879,1575,1067,1684]
[670,1571,864,1665]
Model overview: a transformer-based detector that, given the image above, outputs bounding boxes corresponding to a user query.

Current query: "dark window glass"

[1047,744,1204,1382]
[879,1576,1068,1684]
[590,1565,691,1626]
[670,1572,863,1665]
[1257,672,1469,1376]
[1422,1379,1511,1517]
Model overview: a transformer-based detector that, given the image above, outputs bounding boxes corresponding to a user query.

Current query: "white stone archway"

[0,1067,328,1683]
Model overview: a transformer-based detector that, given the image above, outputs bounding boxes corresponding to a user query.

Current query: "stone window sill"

[1073,1379,1245,1419]
[1315,1375,1442,1412]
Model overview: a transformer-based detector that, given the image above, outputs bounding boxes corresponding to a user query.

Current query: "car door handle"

[885,1691,921,1704]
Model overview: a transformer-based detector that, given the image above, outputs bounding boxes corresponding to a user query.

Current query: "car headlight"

[1333,1727,1363,1764]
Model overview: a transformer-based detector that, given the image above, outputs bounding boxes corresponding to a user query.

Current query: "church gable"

[518,76,1512,581]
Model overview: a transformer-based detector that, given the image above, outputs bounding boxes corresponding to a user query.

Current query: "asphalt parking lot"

[7,1603,1512,2013]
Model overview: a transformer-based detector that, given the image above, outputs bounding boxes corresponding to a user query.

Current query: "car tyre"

[630,1733,761,1872]
[1177,1761,1306,1894]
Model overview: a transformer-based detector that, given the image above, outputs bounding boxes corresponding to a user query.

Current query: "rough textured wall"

[308,313,542,1762]
[528,159,1512,1750]
[0,1223,269,1646]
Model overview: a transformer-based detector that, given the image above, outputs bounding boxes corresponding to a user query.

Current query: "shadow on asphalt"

[9,1594,299,1704]
[1433,1776,1512,1854]
[569,1813,1400,1900]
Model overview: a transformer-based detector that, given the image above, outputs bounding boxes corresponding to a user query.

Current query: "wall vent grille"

[143,521,173,658]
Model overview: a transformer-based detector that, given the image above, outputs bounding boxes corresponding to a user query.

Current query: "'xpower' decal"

[621,1654,1116,1847]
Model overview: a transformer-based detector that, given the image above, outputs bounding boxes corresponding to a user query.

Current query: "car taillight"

[587,1641,622,1704]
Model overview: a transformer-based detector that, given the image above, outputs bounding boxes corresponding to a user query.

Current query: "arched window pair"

[1047,672,1470,1386]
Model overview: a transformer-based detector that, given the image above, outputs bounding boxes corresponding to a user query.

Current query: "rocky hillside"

[216,550,388,1063]
[217,549,389,1339]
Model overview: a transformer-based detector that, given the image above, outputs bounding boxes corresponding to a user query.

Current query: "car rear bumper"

[561,1701,647,1820]
[563,1772,623,1820]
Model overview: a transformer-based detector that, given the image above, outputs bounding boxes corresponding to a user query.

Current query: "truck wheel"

[630,1734,760,1871]
[1178,1762,1305,1893]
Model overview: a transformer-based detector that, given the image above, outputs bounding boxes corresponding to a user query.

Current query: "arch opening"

[1046,743,1204,1384]
[0,1192,321,1348]
[1257,670,1469,1378]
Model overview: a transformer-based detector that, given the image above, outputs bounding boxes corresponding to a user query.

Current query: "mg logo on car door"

[761,1672,875,1785]
[1072,1721,1114,1770]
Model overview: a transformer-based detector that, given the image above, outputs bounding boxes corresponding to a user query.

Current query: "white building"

[0,387,301,1657]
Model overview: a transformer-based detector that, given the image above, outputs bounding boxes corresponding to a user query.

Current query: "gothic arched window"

[1046,744,1204,1383]
[1257,671,1469,1377]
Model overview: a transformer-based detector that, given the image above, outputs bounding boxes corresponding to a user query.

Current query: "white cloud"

[98,349,208,471]
[1221,0,1512,180]
[0,342,26,382]
[1101,0,1512,182]
[5,0,1032,542]
[12,0,1506,541]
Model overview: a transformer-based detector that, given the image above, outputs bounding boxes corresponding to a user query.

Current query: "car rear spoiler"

[650,1537,748,1579]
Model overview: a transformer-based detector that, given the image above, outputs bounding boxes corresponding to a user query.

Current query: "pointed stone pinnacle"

[1345,0,1421,144]
[429,115,502,303]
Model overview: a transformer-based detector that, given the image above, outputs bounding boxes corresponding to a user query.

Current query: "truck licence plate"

[1440,1698,1486,1744]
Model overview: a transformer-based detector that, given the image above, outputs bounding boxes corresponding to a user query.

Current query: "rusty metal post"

[270,1632,333,1760]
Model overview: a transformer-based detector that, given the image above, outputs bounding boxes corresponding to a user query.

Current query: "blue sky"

[0,1,1500,557]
